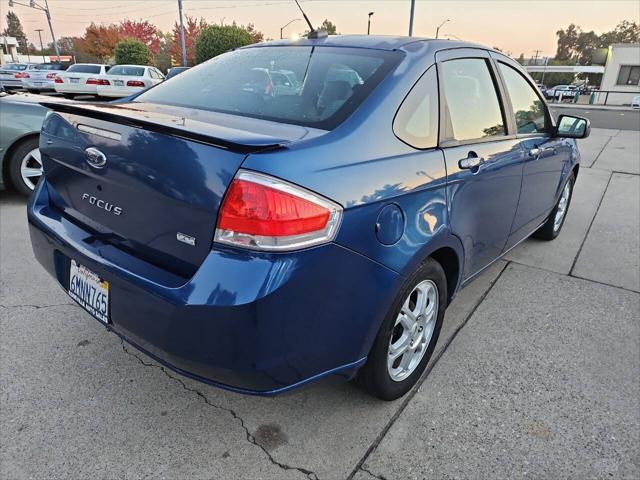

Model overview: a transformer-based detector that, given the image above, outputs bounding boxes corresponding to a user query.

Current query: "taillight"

[127,80,145,87]
[46,73,57,79]
[215,171,342,251]
[87,78,110,85]
[15,72,30,79]
[54,76,63,83]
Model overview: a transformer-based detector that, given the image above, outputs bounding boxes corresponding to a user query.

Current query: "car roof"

[243,34,481,52]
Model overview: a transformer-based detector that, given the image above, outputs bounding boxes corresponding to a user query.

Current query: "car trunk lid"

[39,101,319,278]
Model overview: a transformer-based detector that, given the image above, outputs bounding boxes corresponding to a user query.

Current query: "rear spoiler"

[40,101,287,154]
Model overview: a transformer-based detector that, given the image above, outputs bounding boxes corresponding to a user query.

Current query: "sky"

[1,0,639,58]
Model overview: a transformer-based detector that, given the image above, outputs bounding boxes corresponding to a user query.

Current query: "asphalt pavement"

[1,127,638,479]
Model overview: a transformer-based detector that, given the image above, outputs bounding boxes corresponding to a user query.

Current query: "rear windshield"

[2,64,26,71]
[108,66,145,76]
[136,46,401,130]
[36,64,67,71]
[66,64,101,74]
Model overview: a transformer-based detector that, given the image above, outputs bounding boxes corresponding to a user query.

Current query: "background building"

[599,43,640,105]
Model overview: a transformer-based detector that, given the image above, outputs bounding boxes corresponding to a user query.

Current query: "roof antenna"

[293,0,327,39]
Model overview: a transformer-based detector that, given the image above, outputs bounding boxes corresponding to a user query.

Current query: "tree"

[114,38,151,65]
[154,31,174,73]
[2,11,28,53]
[119,20,161,55]
[305,19,339,36]
[195,24,252,64]
[75,23,122,62]
[319,19,338,35]
[170,15,208,66]
[599,20,640,45]
[555,23,581,61]
[242,23,264,43]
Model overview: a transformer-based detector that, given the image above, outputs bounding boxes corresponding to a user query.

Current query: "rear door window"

[441,58,506,141]
[393,65,439,149]
[66,64,102,74]
[498,62,549,134]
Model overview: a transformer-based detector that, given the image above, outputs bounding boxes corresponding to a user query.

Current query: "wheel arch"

[401,230,465,305]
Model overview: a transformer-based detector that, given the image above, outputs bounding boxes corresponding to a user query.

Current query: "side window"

[498,62,548,134]
[393,66,438,149]
[441,58,505,141]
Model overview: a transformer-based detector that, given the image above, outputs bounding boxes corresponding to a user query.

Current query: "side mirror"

[555,114,591,139]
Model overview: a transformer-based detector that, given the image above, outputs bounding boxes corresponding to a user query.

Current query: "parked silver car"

[0,63,39,90]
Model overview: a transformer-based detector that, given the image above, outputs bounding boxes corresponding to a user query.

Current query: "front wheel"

[357,258,447,401]
[533,173,575,240]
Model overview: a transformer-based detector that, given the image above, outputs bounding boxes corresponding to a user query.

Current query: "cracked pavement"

[1,128,639,479]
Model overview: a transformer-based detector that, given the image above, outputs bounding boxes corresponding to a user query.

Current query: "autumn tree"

[170,15,208,66]
[2,11,28,53]
[119,20,161,55]
[75,23,122,62]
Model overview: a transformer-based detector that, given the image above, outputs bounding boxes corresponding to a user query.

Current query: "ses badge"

[68,260,110,323]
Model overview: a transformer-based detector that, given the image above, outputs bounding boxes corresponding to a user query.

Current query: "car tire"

[27,89,40,94]
[533,172,575,241]
[357,258,447,401]
[63,93,75,99]
[8,136,43,196]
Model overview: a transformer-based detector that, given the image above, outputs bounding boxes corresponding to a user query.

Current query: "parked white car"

[632,95,640,109]
[54,63,111,98]
[21,63,69,93]
[0,63,40,90]
[96,65,165,98]
[546,84,579,100]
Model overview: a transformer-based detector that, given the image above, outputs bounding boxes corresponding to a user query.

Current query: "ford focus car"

[28,36,589,400]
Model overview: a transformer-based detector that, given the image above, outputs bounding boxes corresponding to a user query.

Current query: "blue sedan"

[28,36,589,400]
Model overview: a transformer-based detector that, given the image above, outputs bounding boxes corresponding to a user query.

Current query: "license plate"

[68,260,110,323]
[70,78,79,84]
[114,80,124,86]
[35,82,45,86]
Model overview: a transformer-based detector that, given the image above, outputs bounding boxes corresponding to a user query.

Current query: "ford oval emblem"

[84,147,107,169]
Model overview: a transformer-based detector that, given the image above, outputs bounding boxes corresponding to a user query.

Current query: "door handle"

[46,139,53,145]
[459,154,483,170]
[529,147,541,157]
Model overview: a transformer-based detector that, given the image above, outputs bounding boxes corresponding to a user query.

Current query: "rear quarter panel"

[0,99,46,189]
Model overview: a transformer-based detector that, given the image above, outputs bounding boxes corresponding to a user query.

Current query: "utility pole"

[35,28,45,62]
[178,0,187,66]
[532,49,543,65]
[435,19,450,39]
[8,0,60,60]
[367,12,374,35]
[408,0,416,36]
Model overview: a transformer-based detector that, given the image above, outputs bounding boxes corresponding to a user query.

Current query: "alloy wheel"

[387,279,439,382]
[553,180,571,232]
[20,148,43,191]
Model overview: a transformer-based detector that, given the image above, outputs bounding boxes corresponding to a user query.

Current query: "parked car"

[29,37,589,400]
[0,63,40,90]
[21,63,69,93]
[546,84,579,100]
[632,95,640,109]
[0,90,72,194]
[96,65,165,98]
[54,63,111,98]
[165,66,189,80]
[536,83,547,95]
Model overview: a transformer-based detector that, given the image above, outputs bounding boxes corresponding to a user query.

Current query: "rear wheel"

[533,173,575,240]
[62,93,75,99]
[8,136,43,196]
[357,258,447,401]
[27,89,39,94]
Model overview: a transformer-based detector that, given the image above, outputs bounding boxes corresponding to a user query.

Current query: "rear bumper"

[96,86,144,98]
[0,78,22,88]
[28,181,400,394]
[21,79,55,90]
[55,83,98,95]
